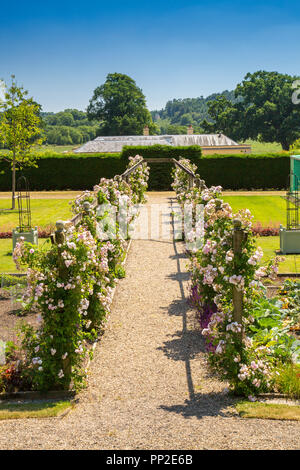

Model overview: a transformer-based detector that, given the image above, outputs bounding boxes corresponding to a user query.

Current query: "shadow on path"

[160,392,237,420]
[158,200,232,420]
[159,205,198,402]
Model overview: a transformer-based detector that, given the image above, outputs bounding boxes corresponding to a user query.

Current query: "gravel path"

[0,193,299,450]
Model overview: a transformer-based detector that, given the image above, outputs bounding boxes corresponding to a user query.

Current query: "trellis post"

[54,220,71,377]
[82,201,91,216]
[232,218,244,335]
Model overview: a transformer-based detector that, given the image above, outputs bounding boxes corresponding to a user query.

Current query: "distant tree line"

[201,71,300,150]
[152,71,300,149]
[41,109,99,145]
[151,90,240,134]
[1,70,300,151]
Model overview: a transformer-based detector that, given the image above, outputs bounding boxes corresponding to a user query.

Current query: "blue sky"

[1,0,299,112]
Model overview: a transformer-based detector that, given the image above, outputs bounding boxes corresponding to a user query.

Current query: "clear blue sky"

[1,0,299,112]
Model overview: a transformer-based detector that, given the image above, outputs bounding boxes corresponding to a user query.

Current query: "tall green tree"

[87,73,157,135]
[202,71,300,150]
[0,75,44,209]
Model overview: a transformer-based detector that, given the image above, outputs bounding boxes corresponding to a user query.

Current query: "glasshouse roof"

[74,134,239,153]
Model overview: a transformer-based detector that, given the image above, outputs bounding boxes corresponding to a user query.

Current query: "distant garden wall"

[0,148,292,191]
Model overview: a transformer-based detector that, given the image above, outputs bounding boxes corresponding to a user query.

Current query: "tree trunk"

[11,151,16,210]
[281,141,290,151]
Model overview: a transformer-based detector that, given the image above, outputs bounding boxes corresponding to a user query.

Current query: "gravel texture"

[0,193,299,450]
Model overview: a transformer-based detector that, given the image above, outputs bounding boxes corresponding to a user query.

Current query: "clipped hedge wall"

[0,150,292,191]
[121,144,202,162]
[197,153,291,190]
[0,153,126,191]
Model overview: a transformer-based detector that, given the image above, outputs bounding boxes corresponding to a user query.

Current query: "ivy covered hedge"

[0,149,292,191]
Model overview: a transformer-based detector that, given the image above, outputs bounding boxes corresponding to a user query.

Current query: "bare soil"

[0,289,38,345]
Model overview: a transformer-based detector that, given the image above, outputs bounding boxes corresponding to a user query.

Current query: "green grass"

[256,236,300,273]
[236,401,300,421]
[275,364,300,399]
[220,194,299,273]
[0,193,76,273]
[244,140,284,154]
[0,199,73,231]
[222,195,286,226]
[0,238,52,273]
[1,145,77,155]
[0,400,72,420]
[37,145,79,154]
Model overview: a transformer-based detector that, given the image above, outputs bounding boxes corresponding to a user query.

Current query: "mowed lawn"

[0,194,74,272]
[221,194,299,273]
[222,195,286,226]
[243,139,283,154]
[256,236,300,274]
[0,238,52,272]
[0,198,73,231]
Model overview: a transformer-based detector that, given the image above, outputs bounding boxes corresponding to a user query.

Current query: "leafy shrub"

[275,364,300,398]
[0,274,27,287]
[173,158,299,397]
[10,156,149,392]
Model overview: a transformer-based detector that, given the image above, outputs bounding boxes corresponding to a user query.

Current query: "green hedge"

[0,150,292,191]
[121,144,202,162]
[0,153,126,191]
[197,153,291,190]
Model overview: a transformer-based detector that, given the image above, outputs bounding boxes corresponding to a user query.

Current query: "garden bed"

[0,280,40,345]
[0,292,38,345]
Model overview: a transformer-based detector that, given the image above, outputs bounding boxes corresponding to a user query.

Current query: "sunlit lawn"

[1,145,76,155]
[0,400,72,420]
[236,401,300,421]
[222,195,286,226]
[0,193,73,273]
[243,139,283,154]
[256,236,300,273]
[221,194,299,273]
[0,238,52,273]
[0,199,73,232]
